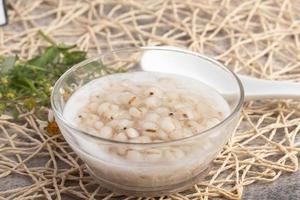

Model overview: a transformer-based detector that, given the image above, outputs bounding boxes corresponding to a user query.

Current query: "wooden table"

[243,170,300,200]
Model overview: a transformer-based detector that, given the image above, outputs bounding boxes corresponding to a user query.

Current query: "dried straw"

[1,0,300,199]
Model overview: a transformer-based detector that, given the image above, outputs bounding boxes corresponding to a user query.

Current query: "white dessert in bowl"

[63,72,230,187]
[51,47,243,196]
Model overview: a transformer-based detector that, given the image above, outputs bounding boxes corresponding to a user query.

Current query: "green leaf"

[11,107,19,119]
[0,103,6,115]
[0,56,16,74]
[24,64,48,72]
[10,72,37,92]
[57,43,77,50]
[63,51,86,65]
[28,46,60,67]
[38,30,56,45]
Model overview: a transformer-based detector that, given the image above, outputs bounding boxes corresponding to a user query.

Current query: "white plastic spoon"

[237,75,300,101]
[140,46,300,101]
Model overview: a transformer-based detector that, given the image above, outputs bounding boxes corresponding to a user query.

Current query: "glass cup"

[51,47,244,196]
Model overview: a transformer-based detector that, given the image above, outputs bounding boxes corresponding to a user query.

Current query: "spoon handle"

[0,0,8,26]
[239,75,300,101]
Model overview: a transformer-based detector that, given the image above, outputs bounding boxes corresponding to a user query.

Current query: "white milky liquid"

[64,71,230,128]
[62,71,232,187]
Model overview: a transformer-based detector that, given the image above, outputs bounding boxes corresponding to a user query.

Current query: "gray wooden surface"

[242,170,300,200]
[2,168,299,199]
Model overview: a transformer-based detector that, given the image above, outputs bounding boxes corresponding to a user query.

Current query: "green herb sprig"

[0,31,87,118]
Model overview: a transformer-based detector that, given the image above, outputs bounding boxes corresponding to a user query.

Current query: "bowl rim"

[51,46,244,145]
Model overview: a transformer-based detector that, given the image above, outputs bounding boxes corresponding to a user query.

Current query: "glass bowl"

[51,47,244,196]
